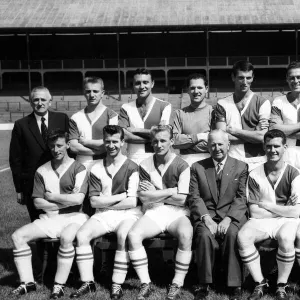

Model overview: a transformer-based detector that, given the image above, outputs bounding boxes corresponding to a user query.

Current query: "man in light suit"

[188,129,248,300]
[9,86,69,221]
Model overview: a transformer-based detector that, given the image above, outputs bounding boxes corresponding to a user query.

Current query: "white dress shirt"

[34,112,49,133]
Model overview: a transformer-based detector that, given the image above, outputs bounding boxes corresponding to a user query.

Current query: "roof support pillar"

[296,29,298,61]
[117,32,121,101]
[206,29,210,99]
[26,33,31,96]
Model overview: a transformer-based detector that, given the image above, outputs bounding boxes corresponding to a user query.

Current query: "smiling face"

[208,131,230,162]
[84,82,104,107]
[286,68,300,93]
[264,137,287,163]
[151,130,173,157]
[104,133,124,158]
[30,89,52,116]
[232,70,254,94]
[48,137,69,161]
[188,78,208,108]
[133,74,154,99]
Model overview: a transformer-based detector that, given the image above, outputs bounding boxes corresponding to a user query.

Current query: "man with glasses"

[10,86,69,221]
[270,61,300,168]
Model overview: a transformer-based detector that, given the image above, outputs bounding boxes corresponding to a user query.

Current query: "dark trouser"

[24,193,41,222]
[194,221,242,287]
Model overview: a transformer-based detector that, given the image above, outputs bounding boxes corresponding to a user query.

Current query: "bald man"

[188,129,248,300]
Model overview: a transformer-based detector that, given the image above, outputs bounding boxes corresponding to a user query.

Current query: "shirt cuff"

[201,214,210,222]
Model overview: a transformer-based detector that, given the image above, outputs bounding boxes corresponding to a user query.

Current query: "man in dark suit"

[188,129,248,300]
[9,86,69,221]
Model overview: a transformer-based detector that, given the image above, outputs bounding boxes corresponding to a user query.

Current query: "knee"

[76,229,92,246]
[116,230,128,247]
[277,234,295,251]
[195,227,211,245]
[60,234,75,248]
[11,230,26,248]
[237,227,254,249]
[128,229,143,248]
[177,227,193,247]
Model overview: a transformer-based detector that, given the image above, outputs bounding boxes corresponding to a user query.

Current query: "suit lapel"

[28,112,46,150]
[205,158,218,204]
[219,156,235,200]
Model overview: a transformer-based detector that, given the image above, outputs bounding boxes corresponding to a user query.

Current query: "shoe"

[275,283,289,300]
[166,283,181,300]
[111,283,123,300]
[194,285,209,300]
[70,281,96,298]
[137,283,152,300]
[248,279,269,300]
[11,282,37,295]
[50,283,65,299]
[229,287,242,300]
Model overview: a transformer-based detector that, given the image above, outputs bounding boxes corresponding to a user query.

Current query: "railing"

[0,55,295,71]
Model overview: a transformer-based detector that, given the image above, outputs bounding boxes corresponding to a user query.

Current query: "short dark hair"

[133,68,153,81]
[232,60,254,77]
[286,61,300,77]
[47,129,69,144]
[150,125,173,140]
[83,77,104,90]
[264,129,286,145]
[103,125,124,140]
[187,73,208,87]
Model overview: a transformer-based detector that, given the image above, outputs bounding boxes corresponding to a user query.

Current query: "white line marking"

[0,167,10,173]
[0,123,14,130]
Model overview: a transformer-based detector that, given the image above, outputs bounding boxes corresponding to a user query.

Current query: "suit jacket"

[9,110,69,195]
[188,156,248,229]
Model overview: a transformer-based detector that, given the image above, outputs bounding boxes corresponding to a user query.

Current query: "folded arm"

[123,128,150,144]
[44,192,85,206]
[257,202,300,218]
[34,197,66,211]
[69,139,106,155]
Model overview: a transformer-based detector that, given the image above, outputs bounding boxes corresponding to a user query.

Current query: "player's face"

[286,68,300,93]
[208,132,230,162]
[232,70,254,93]
[133,74,154,99]
[31,90,52,116]
[84,82,104,106]
[48,137,69,161]
[188,78,208,107]
[104,133,124,157]
[152,130,174,156]
[264,137,287,162]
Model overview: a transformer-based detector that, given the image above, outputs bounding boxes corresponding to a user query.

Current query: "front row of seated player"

[10,125,300,300]
[10,125,191,300]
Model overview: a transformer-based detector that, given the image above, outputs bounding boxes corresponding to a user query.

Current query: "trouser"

[194,221,243,287]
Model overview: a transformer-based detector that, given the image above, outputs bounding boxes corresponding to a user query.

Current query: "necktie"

[216,162,222,177]
[216,162,222,197]
[41,117,48,145]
